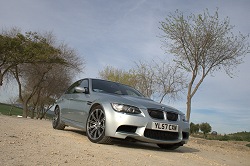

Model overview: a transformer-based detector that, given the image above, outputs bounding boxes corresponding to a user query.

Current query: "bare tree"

[132,61,155,97]
[99,59,186,103]
[27,64,72,119]
[153,60,186,103]
[12,63,52,118]
[159,9,249,121]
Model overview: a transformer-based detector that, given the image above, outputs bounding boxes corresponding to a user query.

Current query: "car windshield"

[92,79,144,97]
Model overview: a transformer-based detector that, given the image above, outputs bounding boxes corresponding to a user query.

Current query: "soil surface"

[0,115,249,166]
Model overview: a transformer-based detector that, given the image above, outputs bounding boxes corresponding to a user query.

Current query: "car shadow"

[63,128,199,153]
[111,139,199,153]
[64,128,86,136]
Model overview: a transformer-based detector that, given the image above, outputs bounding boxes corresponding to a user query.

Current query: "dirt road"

[0,115,249,166]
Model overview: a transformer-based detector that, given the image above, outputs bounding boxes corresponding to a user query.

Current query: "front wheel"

[52,106,65,130]
[86,105,112,144]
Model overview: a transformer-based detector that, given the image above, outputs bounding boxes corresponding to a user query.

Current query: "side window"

[65,80,82,94]
[80,79,89,88]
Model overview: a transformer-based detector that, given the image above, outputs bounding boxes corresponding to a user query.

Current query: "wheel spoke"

[93,129,98,138]
[100,117,105,123]
[87,108,106,140]
[88,120,96,124]
[97,129,101,137]
[89,127,96,136]
[97,110,103,120]
[95,109,99,119]
[90,112,98,122]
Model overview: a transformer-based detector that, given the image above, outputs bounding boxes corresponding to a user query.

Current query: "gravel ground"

[0,115,249,166]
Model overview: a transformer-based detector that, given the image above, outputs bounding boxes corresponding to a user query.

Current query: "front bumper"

[104,104,189,144]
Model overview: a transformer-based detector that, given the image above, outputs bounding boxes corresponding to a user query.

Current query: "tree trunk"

[22,103,28,118]
[186,77,194,122]
[31,108,35,119]
[0,72,3,86]
[186,95,191,122]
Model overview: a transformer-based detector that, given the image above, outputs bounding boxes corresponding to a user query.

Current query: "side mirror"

[74,87,88,93]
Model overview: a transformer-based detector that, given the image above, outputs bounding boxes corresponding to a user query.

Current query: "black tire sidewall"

[52,107,60,129]
[86,106,106,143]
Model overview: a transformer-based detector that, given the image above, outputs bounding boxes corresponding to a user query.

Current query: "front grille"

[147,109,178,121]
[148,109,164,119]
[167,112,178,121]
[144,129,179,141]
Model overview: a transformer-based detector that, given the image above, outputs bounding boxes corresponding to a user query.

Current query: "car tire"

[52,106,65,130]
[157,144,180,150]
[86,105,112,144]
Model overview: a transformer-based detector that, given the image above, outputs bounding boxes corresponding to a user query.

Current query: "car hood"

[95,92,181,114]
[120,95,180,113]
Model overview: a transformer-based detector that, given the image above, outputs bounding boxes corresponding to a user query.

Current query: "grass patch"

[0,103,54,119]
[246,144,250,148]
[192,131,250,142]
[0,103,23,116]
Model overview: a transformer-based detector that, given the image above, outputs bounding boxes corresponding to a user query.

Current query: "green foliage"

[193,131,250,142]
[218,135,230,141]
[99,66,137,88]
[199,122,212,138]
[190,122,199,134]
[228,132,250,142]
[1,29,83,118]
[0,103,22,116]
[0,30,67,87]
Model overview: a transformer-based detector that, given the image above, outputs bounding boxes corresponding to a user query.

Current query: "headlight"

[111,103,141,114]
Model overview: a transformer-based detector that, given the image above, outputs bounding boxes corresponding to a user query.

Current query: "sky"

[0,0,249,134]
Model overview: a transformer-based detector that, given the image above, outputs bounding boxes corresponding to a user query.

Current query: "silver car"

[52,78,189,149]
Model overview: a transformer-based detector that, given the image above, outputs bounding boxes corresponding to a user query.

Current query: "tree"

[99,66,137,88]
[99,65,154,97]
[199,122,212,138]
[4,30,83,118]
[21,63,73,119]
[190,122,199,134]
[7,96,18,116]
[132,61,155,97]
[152,60,186,103]
[0,29,64,87]
[159,9,249,121]
[0,29,22,86]
[99,59,186,103]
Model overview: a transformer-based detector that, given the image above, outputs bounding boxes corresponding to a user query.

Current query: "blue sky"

[0,0,249,134]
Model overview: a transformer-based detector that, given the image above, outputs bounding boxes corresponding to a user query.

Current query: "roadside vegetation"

[192,131,250,142]
[0,102,22,116]
[0,102,53,119]
[190,121,250,147]
[0,28,85,119]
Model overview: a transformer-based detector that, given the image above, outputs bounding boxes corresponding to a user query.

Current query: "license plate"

[152,122,178,132]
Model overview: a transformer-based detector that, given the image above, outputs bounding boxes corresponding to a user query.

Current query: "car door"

[69,79,90,127]
[61,80,82,121]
